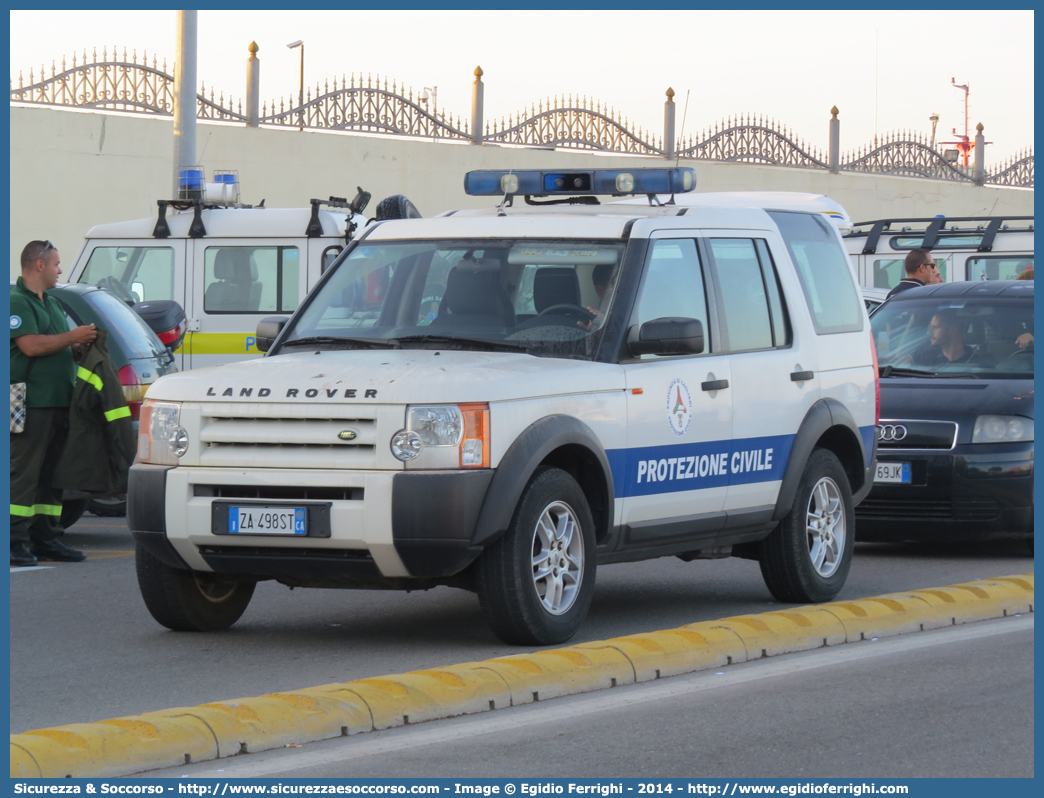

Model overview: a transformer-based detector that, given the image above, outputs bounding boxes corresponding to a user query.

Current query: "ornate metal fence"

[485,95,663,155]
[10,49,1033,188]
[10,46,246,122]
[986,150,1035,188]
[678,114,828,168]
[259,73,470,139]
[839,132,974,181]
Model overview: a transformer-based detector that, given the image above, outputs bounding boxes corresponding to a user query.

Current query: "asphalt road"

[9,514,1033,735]
[152,616,1034,779]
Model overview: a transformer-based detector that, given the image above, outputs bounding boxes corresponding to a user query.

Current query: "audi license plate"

[228,506,307,535]
[874,463,911,485]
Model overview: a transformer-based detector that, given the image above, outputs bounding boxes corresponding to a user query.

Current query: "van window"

[872,257,949,288]
[769,211,863,335]
[78,246,175,303]
[204,246,299,314]
[321,245,342,274]
[966,256,1033,281]
[635,239,711,356]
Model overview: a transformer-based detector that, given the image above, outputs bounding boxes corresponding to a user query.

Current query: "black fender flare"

[471,415,615,548]
[773,398,873,522]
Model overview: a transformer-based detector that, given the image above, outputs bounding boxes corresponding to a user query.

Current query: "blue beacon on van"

[464,167,697,197]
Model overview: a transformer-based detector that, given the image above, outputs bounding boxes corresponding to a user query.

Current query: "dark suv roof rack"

[152,198,254,239]
[844,215,1034,254]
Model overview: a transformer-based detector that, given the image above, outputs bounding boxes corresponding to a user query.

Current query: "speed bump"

[11,573,1033,779]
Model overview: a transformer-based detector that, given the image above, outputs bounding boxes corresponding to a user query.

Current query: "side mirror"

[627,317,704,357]
[256,316,288,353]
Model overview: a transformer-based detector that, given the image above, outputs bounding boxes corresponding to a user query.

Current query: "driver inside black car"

[912,309,996,367]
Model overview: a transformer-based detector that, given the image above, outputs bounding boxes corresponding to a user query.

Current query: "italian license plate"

[228,506,307,535]
[874,463,911,484]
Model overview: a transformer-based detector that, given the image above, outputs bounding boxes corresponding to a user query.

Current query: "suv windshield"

[871,296,1033,379]
[283,239,625,360]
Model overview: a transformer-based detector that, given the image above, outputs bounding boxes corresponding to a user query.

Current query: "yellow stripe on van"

[183,332,260,355]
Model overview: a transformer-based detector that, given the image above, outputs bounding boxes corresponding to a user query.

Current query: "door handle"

[790,370,814,382]
[701,379,729,392]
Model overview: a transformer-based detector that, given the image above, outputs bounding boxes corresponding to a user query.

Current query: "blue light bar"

[464,168,696,197]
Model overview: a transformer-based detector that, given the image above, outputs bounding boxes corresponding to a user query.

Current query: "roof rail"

[152,198,254,239]
[844,215,1034,254]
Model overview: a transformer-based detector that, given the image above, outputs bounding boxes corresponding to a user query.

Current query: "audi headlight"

[138,399,187,465]
[390,404,489,468]
[972,415,1033,444]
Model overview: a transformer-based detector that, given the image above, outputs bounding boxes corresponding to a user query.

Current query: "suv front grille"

[857,494,999,521]
[197,403,377,468]
[194,485,363,501]
[877,420,957,450]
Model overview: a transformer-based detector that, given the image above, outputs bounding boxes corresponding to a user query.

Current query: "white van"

[64,192,419,370]
[843,216,1033,289]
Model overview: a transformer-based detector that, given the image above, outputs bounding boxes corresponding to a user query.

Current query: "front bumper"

[855,442,1033,541]
[128,463,494,584]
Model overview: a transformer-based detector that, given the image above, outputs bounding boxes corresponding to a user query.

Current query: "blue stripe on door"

[606,434,794,498]
[605,426,877,499]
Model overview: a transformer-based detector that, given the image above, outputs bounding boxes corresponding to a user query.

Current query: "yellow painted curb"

[11,573,1033,778]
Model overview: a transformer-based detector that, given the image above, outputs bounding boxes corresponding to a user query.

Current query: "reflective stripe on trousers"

[10,503,61,517]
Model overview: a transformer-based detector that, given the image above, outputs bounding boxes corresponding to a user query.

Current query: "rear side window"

[204,246,299,314]
[769,211,863,334]
[80,289,166,359]
[966,256,1033,281]
[872,257,948,288]
[707,238,790,352]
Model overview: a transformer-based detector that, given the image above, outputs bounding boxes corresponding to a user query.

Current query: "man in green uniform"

[10,240,98,567]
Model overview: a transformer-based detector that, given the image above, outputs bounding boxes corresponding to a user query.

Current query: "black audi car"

[857,280,1033,544]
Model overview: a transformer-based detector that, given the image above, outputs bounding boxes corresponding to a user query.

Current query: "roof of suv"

[887,279,1034,300]
[374,203,786,241]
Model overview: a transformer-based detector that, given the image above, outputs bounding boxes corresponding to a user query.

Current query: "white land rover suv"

[130,168,878,645]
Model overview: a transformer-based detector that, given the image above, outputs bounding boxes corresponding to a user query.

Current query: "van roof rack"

[152,198,254,239]
[844,215,1034,254]
[306,188,372,242]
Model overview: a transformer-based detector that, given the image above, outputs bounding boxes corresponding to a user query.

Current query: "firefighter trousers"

[10,407,69,545]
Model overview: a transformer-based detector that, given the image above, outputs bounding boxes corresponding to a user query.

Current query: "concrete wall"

[10,105,1034,279]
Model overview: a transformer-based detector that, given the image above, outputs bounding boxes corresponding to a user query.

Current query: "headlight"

[390,403,490,468]
[138,399,187,465]
[409,406,463,446]
[971,415,1034,444]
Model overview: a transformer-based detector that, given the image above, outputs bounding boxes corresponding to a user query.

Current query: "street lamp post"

[287,39,304,130]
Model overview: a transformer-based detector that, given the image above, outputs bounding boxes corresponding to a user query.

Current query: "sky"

[9,9,1035,164]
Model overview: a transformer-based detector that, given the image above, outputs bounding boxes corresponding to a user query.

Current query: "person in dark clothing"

[886,248,940,299]
[911,309,994,367]
[10,240,97,567]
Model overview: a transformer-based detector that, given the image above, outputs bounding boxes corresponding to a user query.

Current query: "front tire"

[476,467,596,646]
[760,448,854,603]
[136,546,255,631]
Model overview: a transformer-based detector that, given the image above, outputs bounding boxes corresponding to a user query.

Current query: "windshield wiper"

[393,334,534,353]
[879,365,932,378]
[281,335,400,350]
